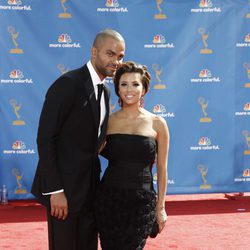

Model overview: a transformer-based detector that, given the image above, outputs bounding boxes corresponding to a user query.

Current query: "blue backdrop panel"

[0,0,249,200]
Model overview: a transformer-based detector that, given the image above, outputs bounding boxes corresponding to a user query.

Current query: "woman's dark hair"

[113,61,151,98]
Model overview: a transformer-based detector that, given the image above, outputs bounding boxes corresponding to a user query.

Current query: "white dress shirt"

[87,60,106,136]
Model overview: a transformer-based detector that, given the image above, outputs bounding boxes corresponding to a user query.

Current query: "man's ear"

[91,47,97,58]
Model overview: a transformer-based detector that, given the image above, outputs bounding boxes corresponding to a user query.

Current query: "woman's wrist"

[156,202,165,210]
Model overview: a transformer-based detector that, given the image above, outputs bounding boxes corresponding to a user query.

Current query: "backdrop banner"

[0,0,250,200]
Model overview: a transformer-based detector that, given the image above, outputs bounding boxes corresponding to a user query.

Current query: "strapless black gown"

[95,134,157,250]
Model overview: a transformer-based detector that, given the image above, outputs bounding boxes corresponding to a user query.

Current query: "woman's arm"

[155,116,169,232]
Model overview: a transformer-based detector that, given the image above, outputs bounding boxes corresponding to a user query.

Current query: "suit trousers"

[47,207,97,250]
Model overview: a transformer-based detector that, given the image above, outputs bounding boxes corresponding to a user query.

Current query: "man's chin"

[105,70,116,77]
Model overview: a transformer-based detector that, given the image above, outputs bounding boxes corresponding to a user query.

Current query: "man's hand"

[50,192,68,220]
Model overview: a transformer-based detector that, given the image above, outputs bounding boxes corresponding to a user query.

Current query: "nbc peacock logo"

[97,0,128,12]
[9,69,23,79]
[153,104,175,118]
[236,34,250,47]
[1,69,33,84]
[234,169,250,182]
[58,34,72,43]
[199,137,211,146]
[144,34,174,49]
[12,140,26,150]
[0,0,32,10]
[244,103,250,111]
[243,169,250,177]
[8,0,22,5]
[106,0,119,7]
[190,68,220,83]
[153,104,166,113]
[190,136,220,151]
[245,34,250,43]
[3,140,35,154]
[199,0,213,8]
[199,69,212,78]
[49,33,81,48]
[153,34,166,44]
[235,102,250,116]
[191,0,221,13]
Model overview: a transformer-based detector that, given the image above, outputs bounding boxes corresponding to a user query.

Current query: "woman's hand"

[156,207,167,233]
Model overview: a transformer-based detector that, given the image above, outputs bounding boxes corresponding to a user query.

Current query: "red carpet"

[0,193,249,250]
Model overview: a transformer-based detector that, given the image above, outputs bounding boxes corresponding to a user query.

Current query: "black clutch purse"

[149,221,159,238]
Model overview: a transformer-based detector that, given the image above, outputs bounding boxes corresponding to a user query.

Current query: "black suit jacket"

[31,65,109,213]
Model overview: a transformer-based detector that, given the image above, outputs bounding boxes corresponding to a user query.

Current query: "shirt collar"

[87,61,105,88]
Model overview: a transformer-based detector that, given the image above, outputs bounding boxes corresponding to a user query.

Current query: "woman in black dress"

[96,61,169,250]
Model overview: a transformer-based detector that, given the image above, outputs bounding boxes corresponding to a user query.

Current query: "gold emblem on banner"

[110,102,116,113]
[198,97,212,122]
[199,28,213,54]
[58,0,72,18]
[154,0,167,19]
[246,0,250,18]
[12,168,28,194]
[9,99,25,125]
[8,26,24,54]
[243,62,250,88]
[242,130,250,155]
[198,164,211,189]
[57,64,68,75]
[153,172,158,184]
[152,64,166,89]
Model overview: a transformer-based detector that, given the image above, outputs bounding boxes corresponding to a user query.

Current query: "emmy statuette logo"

[12,168,27,194]
[9,99,25,125]
[8,26,24,54]
[154,0,167,19]
[199,28,213,54]
[57,64,68,75]
[198,97,212,122]
[152,64,166,89]
[243,62,250,88]
[58,0,72,18]
[246,0,250,18]
[198,164,211,189]
[110,102,116,113]
[242,130,250,155]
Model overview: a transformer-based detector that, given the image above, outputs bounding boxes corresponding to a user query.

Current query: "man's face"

[91,37,125,80]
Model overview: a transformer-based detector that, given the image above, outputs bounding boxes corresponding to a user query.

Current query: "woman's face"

[118,72,145,107]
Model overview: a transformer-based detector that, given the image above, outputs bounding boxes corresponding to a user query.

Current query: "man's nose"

[113,57,121,65]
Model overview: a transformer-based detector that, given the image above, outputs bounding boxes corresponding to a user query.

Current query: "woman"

[96,61,169,249]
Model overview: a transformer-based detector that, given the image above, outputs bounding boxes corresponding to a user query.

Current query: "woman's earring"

[140,96,144,107]
[118,97,122,107]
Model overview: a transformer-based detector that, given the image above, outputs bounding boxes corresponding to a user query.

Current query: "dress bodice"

[101,134,157,190]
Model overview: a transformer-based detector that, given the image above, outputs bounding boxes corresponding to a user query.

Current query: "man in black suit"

[31,29,125,250]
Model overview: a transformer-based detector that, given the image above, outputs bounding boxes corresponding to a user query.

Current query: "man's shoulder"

[60,64,89,80]
[50,65,90,89]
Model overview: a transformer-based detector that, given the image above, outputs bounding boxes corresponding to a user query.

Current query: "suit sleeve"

[36,76,75,193]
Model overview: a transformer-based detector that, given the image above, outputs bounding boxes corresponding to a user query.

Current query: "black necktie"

[97,84,104,122]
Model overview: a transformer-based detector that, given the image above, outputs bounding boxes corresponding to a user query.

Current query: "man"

[31,29,125,250]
